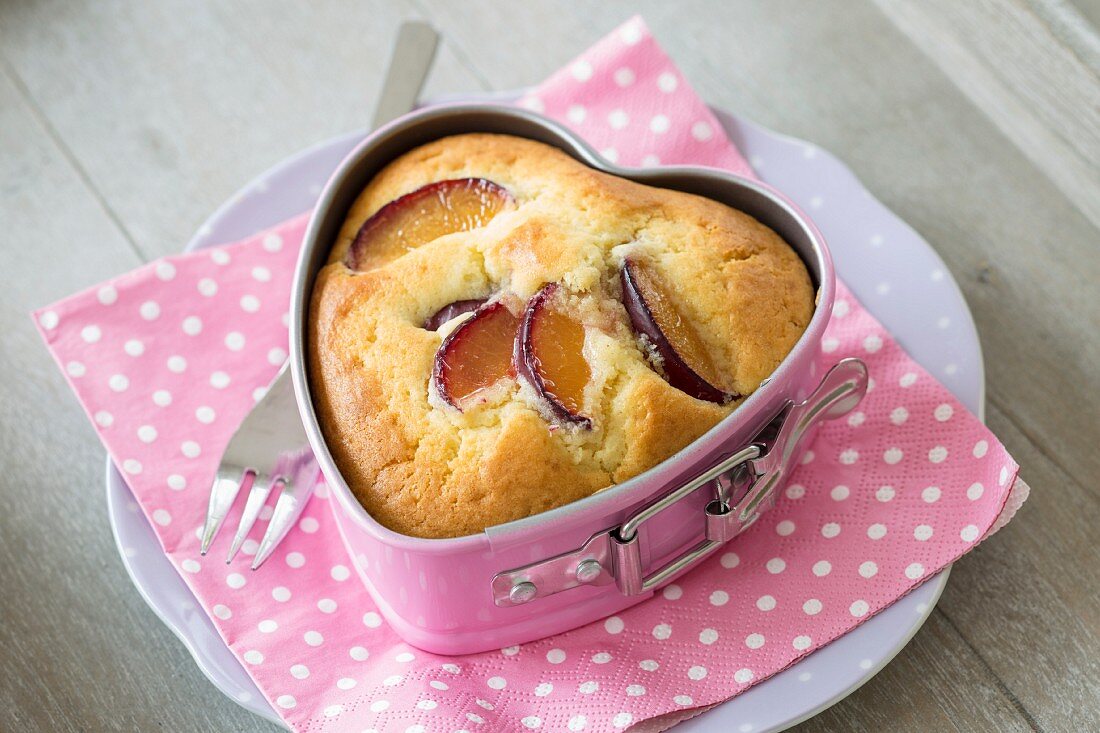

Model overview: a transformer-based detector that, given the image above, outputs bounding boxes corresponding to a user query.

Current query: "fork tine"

[251,476,315,570]
[225,476,276,564]
[200,473,251,555]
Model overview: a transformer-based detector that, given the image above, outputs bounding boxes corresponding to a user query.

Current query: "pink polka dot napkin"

[34,16,1025,733]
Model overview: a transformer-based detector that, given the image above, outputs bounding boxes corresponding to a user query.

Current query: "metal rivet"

[575,559,602,583]
[509,581,537,604]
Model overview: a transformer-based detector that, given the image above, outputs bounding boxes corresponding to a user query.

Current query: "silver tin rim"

[288,102,835,551]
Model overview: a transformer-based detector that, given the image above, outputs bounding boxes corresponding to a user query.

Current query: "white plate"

[106,95,982,731]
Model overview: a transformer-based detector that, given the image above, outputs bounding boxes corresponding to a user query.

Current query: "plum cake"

[309,133,814,538]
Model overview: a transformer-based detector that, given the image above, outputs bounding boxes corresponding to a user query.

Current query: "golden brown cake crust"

[309,133,814,538]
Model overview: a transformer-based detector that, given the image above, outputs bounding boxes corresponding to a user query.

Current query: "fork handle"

[371,21,439,129]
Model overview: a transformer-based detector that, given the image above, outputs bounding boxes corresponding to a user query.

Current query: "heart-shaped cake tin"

[289,103,865,655]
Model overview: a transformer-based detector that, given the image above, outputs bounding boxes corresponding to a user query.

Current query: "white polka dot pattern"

[32,17,1022,733]
[517,20,753,176]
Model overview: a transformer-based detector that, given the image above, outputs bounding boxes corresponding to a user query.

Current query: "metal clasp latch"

[610,444,763,595]
[610,358,868,595]
[490,358,869,606]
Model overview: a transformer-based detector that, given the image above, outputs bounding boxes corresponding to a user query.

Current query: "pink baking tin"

[288,104,866,655]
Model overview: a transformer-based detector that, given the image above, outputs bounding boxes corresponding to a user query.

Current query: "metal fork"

[200,362,316,569]
[199,21,440,569]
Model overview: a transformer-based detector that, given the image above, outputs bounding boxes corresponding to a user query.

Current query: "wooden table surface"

[2,1,1098,730]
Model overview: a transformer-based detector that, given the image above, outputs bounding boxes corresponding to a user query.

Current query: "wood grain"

[423,2,1100,727]
[0,0,484,261]
[1073,0,1100,31]
[0,64,272,732]
[1,0,1097,730]
[798,612,1033,733]
[875,0,1100,231]
[934,402,1100,731]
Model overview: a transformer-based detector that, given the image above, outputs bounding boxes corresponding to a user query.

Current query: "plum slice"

[620,259,738,403]
[346,178,515,271]
[515,284,592,428]
[432,301,520,410]
[424,298,487,331]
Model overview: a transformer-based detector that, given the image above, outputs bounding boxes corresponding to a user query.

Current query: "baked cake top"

[309,133,814,538]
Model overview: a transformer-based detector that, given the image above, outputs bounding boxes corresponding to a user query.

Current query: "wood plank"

[0,65,272,731]
[933,401,1100,731]
[795,611,1031,733]
[0,1,477,728]
[414,1,1100,729]
[4,0,1097,730]
[0,0,485,261]
[875,0,1100,231]
[423,0,1100,509]
[1071,0,1100,32]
